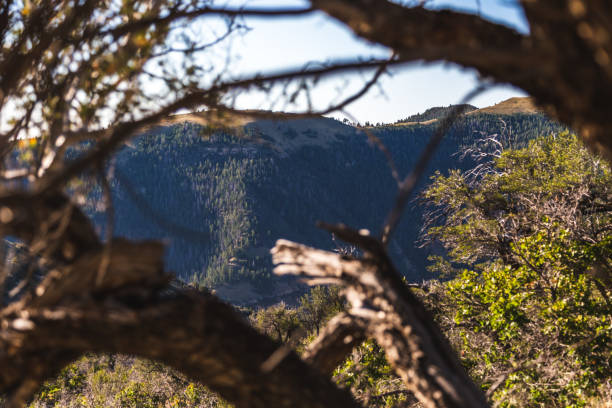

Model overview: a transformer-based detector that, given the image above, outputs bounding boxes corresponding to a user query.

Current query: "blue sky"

[218,0,530,123]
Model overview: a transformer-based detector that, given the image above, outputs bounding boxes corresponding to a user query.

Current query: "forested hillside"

[82,105,563,304]
[21,129,610,408]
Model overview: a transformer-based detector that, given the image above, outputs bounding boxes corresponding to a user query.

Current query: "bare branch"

[303,313,367,375]
[310,0,612,161]
[103,6,316,39]
[272,235,489,408]
[380,85,487,244]
[312,0,538,80]
[21,57,402,197]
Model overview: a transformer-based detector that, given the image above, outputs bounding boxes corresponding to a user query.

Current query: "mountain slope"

[394,104,478,125]
[469,96,538,115]
[85,108,562,305]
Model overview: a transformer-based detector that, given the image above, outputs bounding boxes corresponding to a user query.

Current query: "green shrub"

[423,132,611,406]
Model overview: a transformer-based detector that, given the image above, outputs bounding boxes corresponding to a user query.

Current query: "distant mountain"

[394,104,478,124]
[393,97,538,126]
[469,97,539,115]
[83,98,563,305]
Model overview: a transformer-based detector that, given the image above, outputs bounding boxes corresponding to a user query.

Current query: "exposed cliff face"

[85,107,561,305]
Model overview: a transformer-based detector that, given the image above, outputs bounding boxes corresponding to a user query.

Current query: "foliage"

[250,301,301,343]
[27,355,227,408]
[250,285,344,343]
[423,132,608,265]
[423,132,612,406]
[334,340,413,407]
[248,286,412,407]
[298,285,344,335]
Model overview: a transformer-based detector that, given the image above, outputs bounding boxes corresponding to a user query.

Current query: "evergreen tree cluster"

[81,113,563,299]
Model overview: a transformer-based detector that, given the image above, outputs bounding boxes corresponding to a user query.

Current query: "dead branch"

[0,187,358,407]
[303,313,367,375]
[272,230,489,408]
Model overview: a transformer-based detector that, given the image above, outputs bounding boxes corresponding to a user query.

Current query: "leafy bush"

[423,132,611,406]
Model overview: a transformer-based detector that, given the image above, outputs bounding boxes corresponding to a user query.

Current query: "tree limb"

[272,233,489,408]
[303,313,366,375]
[310,0,612,161]
[1,243,360,408]
[311,0,540,82]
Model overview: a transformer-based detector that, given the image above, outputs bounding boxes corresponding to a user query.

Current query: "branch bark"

[0,242,359,408]
[303,313,366,375]
[311,0,612,161]
[272,228,489,408]
[0,189,358,408]
[311,0,536,77]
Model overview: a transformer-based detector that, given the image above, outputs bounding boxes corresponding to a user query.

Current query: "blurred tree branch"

[2,1,612,407]
[313,0,612,161]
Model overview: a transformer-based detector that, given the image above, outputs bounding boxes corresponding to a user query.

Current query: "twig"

[96,162,115,287]
[380,84,488,245]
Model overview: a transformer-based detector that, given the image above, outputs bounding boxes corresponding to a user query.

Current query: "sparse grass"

[469,97,538,115]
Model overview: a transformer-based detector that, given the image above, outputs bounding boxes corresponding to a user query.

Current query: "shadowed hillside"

[83,105,562,305]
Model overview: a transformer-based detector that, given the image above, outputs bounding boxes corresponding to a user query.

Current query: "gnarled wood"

[272,231,489,408]
[0,190,358,408]
[303,313,366,375]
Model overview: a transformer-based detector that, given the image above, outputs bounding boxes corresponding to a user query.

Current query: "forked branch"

[272,232,489,408]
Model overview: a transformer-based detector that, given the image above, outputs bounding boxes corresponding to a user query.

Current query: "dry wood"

[272,227,489,408]
[303,312,366,375]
